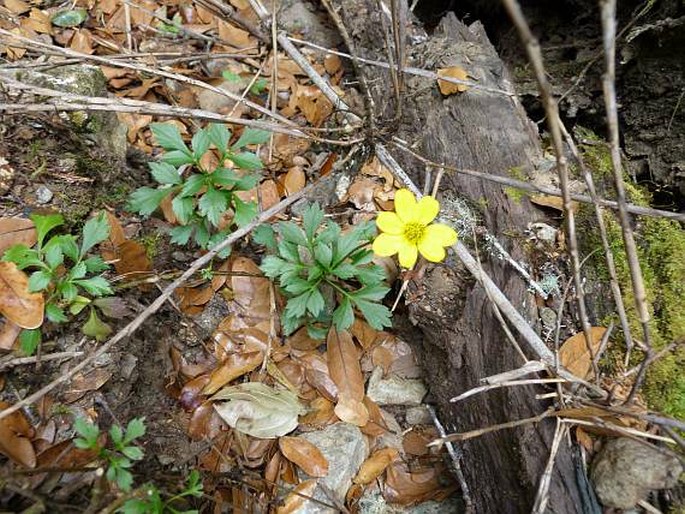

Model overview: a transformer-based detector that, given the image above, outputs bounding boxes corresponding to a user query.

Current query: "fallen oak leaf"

[278,436,329,477]
[353,447,398,485]
[0,400,36,467]
[0,218,36,255]
[0,261,44,329]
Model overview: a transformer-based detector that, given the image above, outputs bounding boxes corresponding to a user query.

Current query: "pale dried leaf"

[0,262,44,329]
[558,327,606,379]
[279,436,329,477]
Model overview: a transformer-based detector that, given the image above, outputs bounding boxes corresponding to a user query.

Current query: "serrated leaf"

[232,196,257,227]
[74,418,99,445]
[74,276,112,296]
[171,195,195,225]
[302,203,324,241]
[30,213,64,248]
[28,270,51,292]
[282,312,304,336]
[355,264,387,285]
[230,152,263,170]
[306,288,325,316]
[332,297,354,330]
[83,256,109,274]
[191,129,211,161]
[252,225,277,250]
[316,221,341,245]
[161,150,195,167]
[82,308,111,341]
[207,124,231,155]
[19,328,41,355]
[60,282,77,303]
[80,213,110,258]
[353,283,390,302]
[314,244,333,268]
[2,245,42,270]
[194,223,210,249]
[331,263,357,280]
[43,241,63,270]
[69,261,87,280]
[149,162,181,185]
[285,291,310,319]
[110,424,123,445]
[58,235,79,262]
[170,224,194,245]
[352,299,392,330]
[151,123,190,154]
[122,446,144,461]
[46,302,68,323]
[127,187,170,217]
[124,417,146,442]
[211,168,239,187]
[233,173,260,191]
[198,186,228,227]
[180,174,205,198]
[283,277,312,295]
[278,240,300,263]
[232,128,270,149]
[69,296,90,315]
[278,222,307,247]
[260,255,288,278]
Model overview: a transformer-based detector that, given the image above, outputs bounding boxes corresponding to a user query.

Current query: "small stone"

[591,437,682,509]
[529,221,558,243]
[0,157,15,194]
[405,406,432,425]
[367,367,427,406]
[35,185,54,204]
[298,422,369,513]
[539,307,557,332]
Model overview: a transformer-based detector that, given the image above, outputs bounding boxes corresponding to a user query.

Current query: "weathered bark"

[335,3,590,512]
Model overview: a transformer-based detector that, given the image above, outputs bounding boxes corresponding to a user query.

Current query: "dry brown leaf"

[0,261,44,329]
[4,0,30,14]
[179,374,210,412]
[360,396,387,436]
[231,257,271,322]
[351,318,378,350]
[282,166,305,196]
[0,319,21,350]
[354,447,398,485]
[530,194,579,213]
[202,351,263,395]
[299,352,338,401]
[437,66,470,95]
[402,427,437,456]
[279,436,329,477]
[293,84,333,126]
[574,426,594,452]
[0,401,36,468]
[558,327,606,379]
[22,8,52,34]
[384,462,445,505]
[327,328,368,426]
[63,368,112,403]
[276,479,318,514]
[0,218,35,255]
[211,259,232,291]
[70,29,93,54]
[217,19,252,48]
[104,212,126,246]
[323,54,342,75]
[299,397,337,429]
[289,327,322,351]
[259,179,280,210]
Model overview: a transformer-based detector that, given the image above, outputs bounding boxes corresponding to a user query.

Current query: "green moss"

[139,232,163,260]
[576,131,685,418]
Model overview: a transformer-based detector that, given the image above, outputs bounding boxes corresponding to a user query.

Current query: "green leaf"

[250,78,268,95]
[232,197,257,227]
[282,277,312,295]
[355,264,387,285]
[115,468,134,492]
[74,276,113,296]
[2,245,42,269]
[124,418,146,442]
[252,225,277,251]
[198,186,228,227]
[302,203,325,241]
[57,235,79,263]
[194,222,210,248]
[221,69,242,83]
[170,224,194,246]
[191,129,211,161]
[43,241,64,270]
[172,196,195,225]
[284,291,310,319]
[162,150,195,167]
[118,498,150,514]
[51,8,87,27]
[352,299,392,330]
[211,167,239,187]
[232,128,270,149]
[19,328,41,356]
[28,270,51,292]
[306,288,325,316]
[230,152,263,170]
[349,248,374,266]
[30,213,64,248]
[307,265,323,282]
[46,302,68,323]
[353,283,390,302]
[74,418,100,447]
[260,256,287,278]
[277,240,300,263]
[332,297,354,331]
[186,470,203,496]
[233,173,260,191]
[207,124,231,155]
[151,123,190,153]
[180,174,206,198]
[80,213,110,258]
[282,312,303,336]
[82,308,112,341]
[316,221,341,245]
[314,243,333,269]
[69,296,91,315]
[110,424,124,446]
[149,161,181,185]
[60,282,78,303]
[122,446,144,461]
[278,221,307,247]
[127,187,169,217]
[69,261,87,280]
[331,262,357,280]
[83,256,109,274]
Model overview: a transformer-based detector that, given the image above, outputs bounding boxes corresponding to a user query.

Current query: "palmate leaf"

[351,298,392,330]
[207,123,231,156]
[232,197,258,227]
[232,128,270,149]
[198,186,228,227]
[303,203,324,241]
[80,213,110,258]
[150,123,190,154]
[30,213,64,248]
[230,152,263,171]
[127,187,170,217]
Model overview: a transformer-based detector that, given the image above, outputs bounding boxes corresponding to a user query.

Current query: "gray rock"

[35,185,53,204]
[196,79,245,116]
[405,406,432,425]
[591,437,683,509]
[298,422,369,513]
[358,489,463,514]
[367,367,427,406]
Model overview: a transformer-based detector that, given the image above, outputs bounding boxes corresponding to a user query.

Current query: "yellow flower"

[373,189,458,268]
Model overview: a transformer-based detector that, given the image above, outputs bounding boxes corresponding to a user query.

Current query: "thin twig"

[532,418,568,514]
[450,378,568,404]
[0,186,311,422]
[0,351,83,371]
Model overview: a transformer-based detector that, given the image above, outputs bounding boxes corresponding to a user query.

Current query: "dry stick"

[390,139,685,222]
[0,351,83,371]
[560,418,675,445]
[599,0,654,405]
[502,0,597,379]
[0,29,292,129]
[0,187,310,422]
[450,378,568,404]
[531,418,567,514]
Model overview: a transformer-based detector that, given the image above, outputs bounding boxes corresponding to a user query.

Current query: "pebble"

[367,367,427,406]
[35,185,54,204]
[405,406,432,425]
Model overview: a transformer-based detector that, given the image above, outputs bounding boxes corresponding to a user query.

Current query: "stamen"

[403,222,426,245]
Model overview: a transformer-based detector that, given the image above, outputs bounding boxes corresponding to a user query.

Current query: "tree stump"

[334,3,589,512]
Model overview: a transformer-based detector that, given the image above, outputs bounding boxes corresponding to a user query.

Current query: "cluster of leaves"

[74,417,146,492]
[257,204,391,338]
[127,123,269,257]
[119,471,203,514]
[2,213,114,353]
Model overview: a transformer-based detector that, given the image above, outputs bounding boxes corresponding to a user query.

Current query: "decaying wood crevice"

[334,2,588,512]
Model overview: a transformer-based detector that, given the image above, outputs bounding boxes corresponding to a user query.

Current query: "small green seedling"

[127,123,269,258]
[2,212,114,354]
[258,203,392,338]
[74,417,146,493]
[118,471,204,514]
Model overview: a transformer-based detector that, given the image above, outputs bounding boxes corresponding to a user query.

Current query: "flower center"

[403,222,426,245]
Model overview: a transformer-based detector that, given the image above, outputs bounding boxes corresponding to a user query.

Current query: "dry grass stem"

[532,418,567,514]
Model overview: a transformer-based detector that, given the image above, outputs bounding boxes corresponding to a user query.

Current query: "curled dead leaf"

[0,401,36,467]
[353,447,398,485]
[558,327,606,379]
[278,436,329,477]
[437,66,471,95]
[0,262,44,329]
[276,479,318,514]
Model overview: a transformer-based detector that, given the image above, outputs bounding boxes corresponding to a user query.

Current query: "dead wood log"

[333,2,591,512]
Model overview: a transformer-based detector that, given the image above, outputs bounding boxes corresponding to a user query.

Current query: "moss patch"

[576,130,685,418]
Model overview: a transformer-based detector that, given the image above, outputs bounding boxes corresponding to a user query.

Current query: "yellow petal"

[376,212,403,235]
[398,243,418,268]
[418,239,446,262]
[425,223,458,247]
[373,233,403,257]
[394,189,417,223]
[416,196,439,225]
